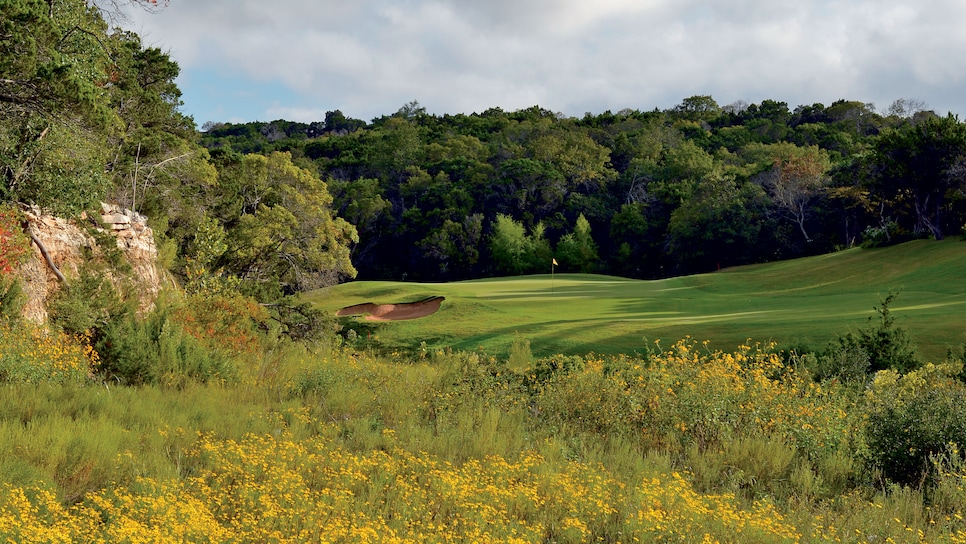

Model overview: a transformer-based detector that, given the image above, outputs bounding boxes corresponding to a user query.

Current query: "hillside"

[312,239,966,361]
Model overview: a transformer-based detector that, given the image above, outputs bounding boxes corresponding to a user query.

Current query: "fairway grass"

[308,240,966,360]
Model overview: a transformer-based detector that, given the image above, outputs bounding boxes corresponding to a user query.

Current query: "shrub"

[529,353,585,384]
[262,295,335,342]
[864,364,966,486]
[864,293,918,373]
[95,304,236,387]
[536,354,637,438]
[0,279,24,323]
[535,339,854,462]
[47,267,131,336]
[930,445,966,514]
[861,221,900,248]
[0,205,29,323]
[832,292,918,375]
[507,335,532,373]
[814,337,871,383]
[172,291,271,357]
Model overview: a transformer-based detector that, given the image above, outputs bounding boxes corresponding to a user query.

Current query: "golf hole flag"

[551,258,557,293]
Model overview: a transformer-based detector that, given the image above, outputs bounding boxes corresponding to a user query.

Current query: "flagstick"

[551,260,555,294]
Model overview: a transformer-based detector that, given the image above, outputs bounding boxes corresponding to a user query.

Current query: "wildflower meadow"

[4,319,966,542]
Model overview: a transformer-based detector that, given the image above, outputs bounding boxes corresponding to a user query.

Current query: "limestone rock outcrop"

[18,203,163,323]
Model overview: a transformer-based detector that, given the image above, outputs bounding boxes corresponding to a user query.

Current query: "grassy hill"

[309,240,966,360]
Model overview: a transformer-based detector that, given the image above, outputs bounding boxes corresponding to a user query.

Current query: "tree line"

[202,97,966,282]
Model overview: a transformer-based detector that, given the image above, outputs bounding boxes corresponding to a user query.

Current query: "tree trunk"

[914,194,943,240]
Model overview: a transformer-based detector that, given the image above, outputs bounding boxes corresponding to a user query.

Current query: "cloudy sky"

[120,0,966,127]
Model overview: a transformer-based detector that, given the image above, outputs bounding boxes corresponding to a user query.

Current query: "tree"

[324,109,365,134]
[740,100,792,142]
[658,140,715,185]
[527,126,615,190]
[825,100,882,136]
[104,31,217,219]
[0,0,115,125]
[494,158,566,221]
[202,95,901,282]
[752,143,831,243]
[369,117,422,185]
[667,173,769,273]
[488,214,530,275]
[328,177,391,268]
[0,0,120,213]
[885,98,928,120]
[609,202,655,277]
[527,221,554,273]
[225,152,358,293]
[871,114,966,240]
[556,214,599,273]
[419,214,483,278]
[841,292,918,374]
[394,100,427,121]
[488,214,551,276]
[672,95,721,123]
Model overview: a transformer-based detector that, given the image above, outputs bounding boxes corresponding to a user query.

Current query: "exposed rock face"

[19,203,162,323]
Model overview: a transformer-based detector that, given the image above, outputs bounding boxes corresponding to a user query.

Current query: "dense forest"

[201,97,966,281]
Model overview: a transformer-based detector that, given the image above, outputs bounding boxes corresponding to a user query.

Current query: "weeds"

[4,335,966,541]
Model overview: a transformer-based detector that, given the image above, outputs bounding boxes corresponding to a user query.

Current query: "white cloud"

[121,0,966,123]
[265,105,329,123]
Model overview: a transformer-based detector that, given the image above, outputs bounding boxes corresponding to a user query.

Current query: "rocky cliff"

[19,203,163,323]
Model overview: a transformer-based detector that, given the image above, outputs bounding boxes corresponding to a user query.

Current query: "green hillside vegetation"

[313,239,966,362]
[202,98,966,285]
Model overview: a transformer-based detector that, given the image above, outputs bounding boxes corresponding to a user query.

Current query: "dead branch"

[27,229,69,289]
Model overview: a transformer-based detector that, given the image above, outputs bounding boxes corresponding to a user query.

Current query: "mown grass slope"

[310,240,966,360]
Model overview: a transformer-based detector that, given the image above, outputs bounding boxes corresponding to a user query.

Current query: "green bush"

[814,337,870,383]
[47,268,130,337]
[506,335,533,373]
[529,353,585,384]
[0,204,30,277]
[864,364,966,486]
[290,364,336,398]
[95,305,236,388]
[686,434,797,499]
[535,356,637,439]
[861,221,901,248]
[0,279,24,322]
[833,292,918,375]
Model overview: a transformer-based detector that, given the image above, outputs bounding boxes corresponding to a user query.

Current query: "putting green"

[308,240,966,361]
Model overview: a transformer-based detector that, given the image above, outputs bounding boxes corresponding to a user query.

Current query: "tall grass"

[6,326,966,540]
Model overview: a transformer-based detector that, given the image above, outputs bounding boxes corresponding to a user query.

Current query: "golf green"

[308,240,966,360]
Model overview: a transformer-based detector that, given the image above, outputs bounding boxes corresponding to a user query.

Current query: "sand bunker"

[336,296,445,321]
